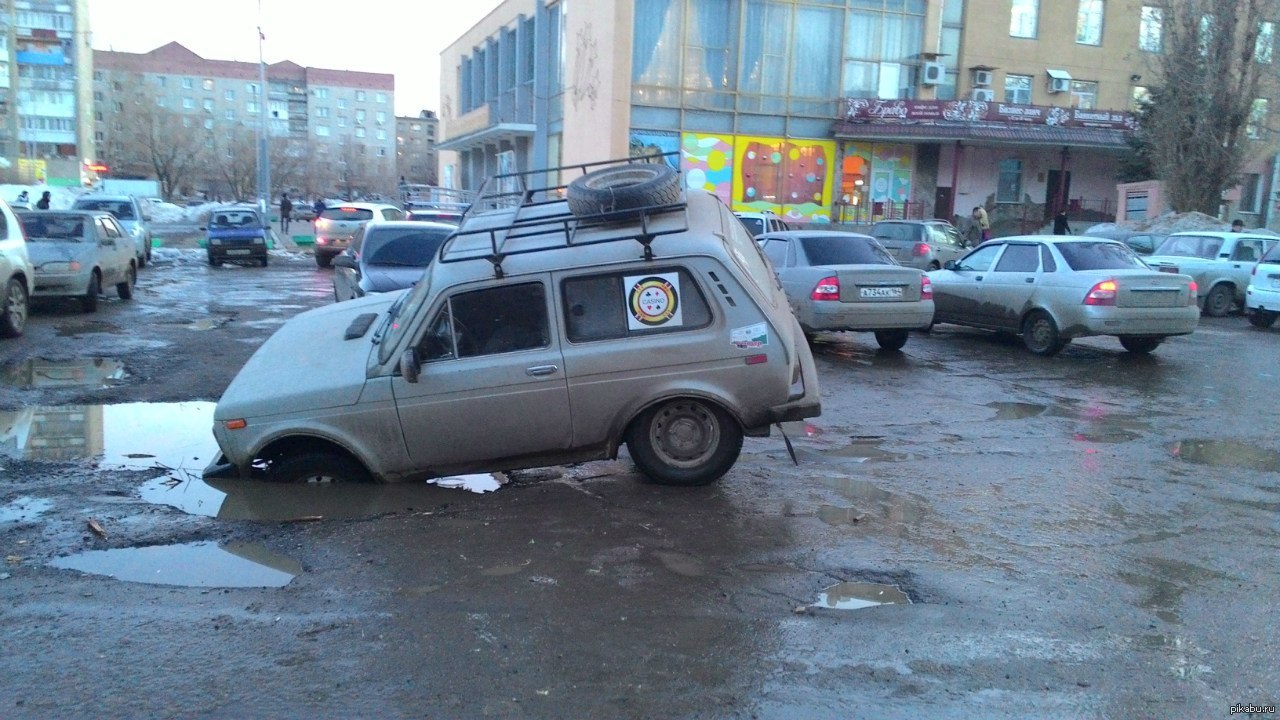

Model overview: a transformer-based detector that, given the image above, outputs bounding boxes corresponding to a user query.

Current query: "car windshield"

[321,207,375,221]
[19,213,85,242]
[75,200,135,220]
[800,235,894,266]
[1056,241,1148,270]
[209,210,259,227]
[1153,234,1223,259]
[871,223,917,242]
[376,272,433,364]
[363,227,453,267]
[736,217,765,236]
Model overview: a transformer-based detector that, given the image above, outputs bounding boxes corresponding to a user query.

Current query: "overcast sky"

[88,0,504,117]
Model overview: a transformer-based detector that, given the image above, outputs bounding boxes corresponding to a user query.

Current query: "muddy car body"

[208,158,821,487]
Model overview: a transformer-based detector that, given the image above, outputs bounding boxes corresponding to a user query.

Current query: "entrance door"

[1045,170,1072,220]
[934,186,954,220]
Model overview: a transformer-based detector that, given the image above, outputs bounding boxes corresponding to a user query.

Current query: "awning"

[833,121,1130,149]
[437,122,536,152]
[1046,68,1073,80]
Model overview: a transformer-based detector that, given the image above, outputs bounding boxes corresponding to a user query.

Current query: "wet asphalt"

[0,244,1277,718]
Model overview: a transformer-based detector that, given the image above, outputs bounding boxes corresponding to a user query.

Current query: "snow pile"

[1086,211,1234,236]
[146,201,189,223]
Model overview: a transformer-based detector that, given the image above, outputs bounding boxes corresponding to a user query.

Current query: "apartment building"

[0,0,94,185]
[440,0,1278,231]
[94,42,396,198]
[396,109,439,185]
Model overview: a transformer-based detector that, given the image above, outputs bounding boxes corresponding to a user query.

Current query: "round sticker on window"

[625,273,683,329]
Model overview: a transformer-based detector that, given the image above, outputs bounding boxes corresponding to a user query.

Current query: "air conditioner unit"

[921,61,945,86]
[970,88,995,102]
[1049,76,1071,93]
[972,69,993,87]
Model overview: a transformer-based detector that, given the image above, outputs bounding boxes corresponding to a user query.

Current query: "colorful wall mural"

[679,133,734,207]
[732,137,835,223]
[837,142,914,222]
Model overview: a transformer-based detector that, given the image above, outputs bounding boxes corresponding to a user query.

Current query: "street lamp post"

[256,1,270,235]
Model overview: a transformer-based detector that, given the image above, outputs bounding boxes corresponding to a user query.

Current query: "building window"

[338,116,347,128]
[182,77,193,89]
[317,107,329,118]
[356,109,366,123]
[841,3,926,100]
[202,98,214,111]
[376,92,387,104]
[1258,22,1275,63]
[1076,0,1104,45]
[1010,0,1038,39]
[355,127,366,138]
[316,125,330,137]
[224,89,235,101]
[1248,98,1268,139]
[356,90,366,101]
[1239,173,1262,212]
[183,97,195,109]
[154,75,166,87]
[1131,85,1151,111]
[1070,80,1097,108]
[1004,74,1033,104]
[375,110,386,123]
[203,118,213,129]
[225,109,235,121]
[997,159,1023,203]
[376,129,386,140]
[316,87,329,99]
[337,98,347,109]
[154,97,165,107]
[247,101,260,114]
[202,78,214,90]
[378,148,387,157]
[247,83,259,95]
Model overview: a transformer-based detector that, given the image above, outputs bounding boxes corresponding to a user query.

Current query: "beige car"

[208,160,821,487]
[928,236,1200,355]
[312,202,403,267]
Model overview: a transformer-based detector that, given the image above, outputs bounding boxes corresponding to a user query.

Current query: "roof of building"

[95,42,394,91]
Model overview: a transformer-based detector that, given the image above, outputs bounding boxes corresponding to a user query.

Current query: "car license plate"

[1157,266,1178,274]
[227,249,251,255]
[860,286,903,299]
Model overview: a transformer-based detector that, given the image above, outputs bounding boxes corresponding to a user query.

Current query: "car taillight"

[811,276,840,301]
[1084,279,1118,306]
[912,242,930,257]
[1187,281,1198,306]
[920,274,933,300]
[315,219,330,230]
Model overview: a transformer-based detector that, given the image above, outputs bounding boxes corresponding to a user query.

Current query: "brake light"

[1187,281,1198,306]
[920,274,933,300]
[811,276,840,301]
[912,242,930,257]
[315,218,330,230]
[1084,279,1118,306]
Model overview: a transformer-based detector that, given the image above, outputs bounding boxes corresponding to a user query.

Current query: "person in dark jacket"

[279,193,293,233]
[35,191,51,210]
[1053,210,1071,235]
[313,198,326,220]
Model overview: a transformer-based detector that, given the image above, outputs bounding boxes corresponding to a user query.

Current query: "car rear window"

[1056,241,1148,270]
[872,223,916,242]
[20,213,84,241]
[363,227,453,267]
[1153,234,1223,259]
[75,199,135,220]
[210,210,259,227]
[1262,243,1280,264]
[736,216,765,236]
[800,235,894,266]
[321,207,374,221]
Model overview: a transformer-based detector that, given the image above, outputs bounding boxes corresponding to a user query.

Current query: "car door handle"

[1025,277,1035,283]
[526,365,559,377]
[975,275,984,281]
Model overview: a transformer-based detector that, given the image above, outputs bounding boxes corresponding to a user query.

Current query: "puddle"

[141,475,489,521]
[48,540,301,587]
[0,358,127,389]
[818,477,928,526]
[779,421,828,439]
[0,496,54,523]
[987,402,1049,420]
[1172,440,1280,472]
[825,438,914,463]
[0,402,216,468]
[186,318,230,331]
[1116,557,1228,626]
[812,582,911,610]
[55,321,122,337]
[430,473,504,493]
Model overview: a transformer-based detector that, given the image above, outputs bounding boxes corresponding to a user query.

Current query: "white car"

[17,210,136,312]
[1144,231,1278,316]
[0,199,33,337]
[312,202,403,267]
[1244,242,1280,328]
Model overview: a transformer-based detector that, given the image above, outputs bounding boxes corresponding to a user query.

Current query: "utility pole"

[256,0,270,234]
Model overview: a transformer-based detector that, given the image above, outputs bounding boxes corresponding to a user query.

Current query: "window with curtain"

[841,3,924,99]
[997,159,1022,203]
[1247,98,1268,139]
[683,0,740,108]
[1004,74,1032,104]
[1010,0,1038,38]
[632,0,683,104]
[1076,0,1103,45]
[1139,6,1162,52]
[791,4,840,98]
[1069,80,1097,109]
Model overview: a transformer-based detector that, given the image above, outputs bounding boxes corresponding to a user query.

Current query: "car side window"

[562,268,712,343]
[419,282,548,361]
[103,218,123,240]
[384,208,403,221]
[1040,244,1058,272]
[1232,239,1265,262]
[760,239,788,268]
[955,244,1002,272]
[95,218,112,242]
[994,244,1040,272]
[943,225,963,246]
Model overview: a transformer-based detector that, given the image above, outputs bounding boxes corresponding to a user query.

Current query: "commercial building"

[440,0,1277,233]
[94,42,396,199]
[396,109,439,185]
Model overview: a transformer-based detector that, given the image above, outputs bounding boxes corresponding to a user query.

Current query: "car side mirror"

[142,214,153,222]
[400,348,420,384]
[943,260,958,271]
[333,254,358,270]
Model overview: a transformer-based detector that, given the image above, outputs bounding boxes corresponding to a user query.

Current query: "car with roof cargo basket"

[206,154,820,487]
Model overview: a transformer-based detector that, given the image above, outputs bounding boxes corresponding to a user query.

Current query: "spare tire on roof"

[566,163,681,219]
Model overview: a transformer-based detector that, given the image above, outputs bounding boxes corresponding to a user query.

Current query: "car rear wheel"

[626,398,743,486]
[116,265,136,300]
[1203,284,1234,317]
[1247,310,1278,328]
[81,272,100,313]
[874,329,909,351]
[1021,310,1066,356]
[0,278,28,338]
[1118,335,1163,354]
[268,451,372,484]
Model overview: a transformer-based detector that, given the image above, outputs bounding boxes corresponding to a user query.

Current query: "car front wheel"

[1119,335,1163,354]
[1021,310,1066,356]
[1203,284,1234,317]
[268,451,372,484]
[626,398,743,486]
[0,278,28,338]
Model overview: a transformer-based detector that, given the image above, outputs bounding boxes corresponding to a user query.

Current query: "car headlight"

[210,238,222,246]
[252,237,264,244]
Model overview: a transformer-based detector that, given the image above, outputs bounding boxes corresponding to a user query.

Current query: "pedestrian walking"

[1053,210,1072,235]
[972,206,991,243]
[280,193,293,234]
[15,190,29,208]
[313,198,326,220]
[35,191,51,210]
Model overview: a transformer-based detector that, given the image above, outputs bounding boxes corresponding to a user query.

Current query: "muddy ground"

[1,244,1277,718]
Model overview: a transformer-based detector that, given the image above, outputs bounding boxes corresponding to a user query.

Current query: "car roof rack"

[438,152,688,278]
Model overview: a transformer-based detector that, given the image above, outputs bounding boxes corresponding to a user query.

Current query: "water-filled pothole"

[818,477,929,526]
[0,358,127,389]
[0,496,54,523]
[0,402,216,468]
[987,402,1049,420]
[48,540,301,587]
[812,582,911,610]
[1172,440,1280,472]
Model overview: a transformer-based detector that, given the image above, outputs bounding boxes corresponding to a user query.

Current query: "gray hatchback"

[871,219,968,270]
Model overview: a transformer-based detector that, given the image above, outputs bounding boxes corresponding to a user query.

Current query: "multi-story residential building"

[0,0,94,185]
[440,0,1278,232]
[396,109,439,185]
[94,42,396,199]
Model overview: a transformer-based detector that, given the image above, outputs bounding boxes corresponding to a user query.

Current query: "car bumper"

[208,244,267,260]
[1069,306,1200,337]
[799,300,934,331]
[33,269,93,297]
[767,317,822,425]
[314,238,353,258]
[1245,283,1280,313]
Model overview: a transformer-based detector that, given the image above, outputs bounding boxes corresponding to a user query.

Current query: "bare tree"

[212,126,258,202]
[98,90,209,200]
[269,137,309,195]
[1135,0,1280,213]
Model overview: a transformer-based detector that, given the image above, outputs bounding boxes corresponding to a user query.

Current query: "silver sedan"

[757,230,933,350]
[927,236,1200,355]
[17,210,136,313]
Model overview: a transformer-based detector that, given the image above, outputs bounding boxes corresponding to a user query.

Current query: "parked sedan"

[332,221,455,302]
[17,210,136,313]
[757,230,933,350]
[1244,241,1280,329]
[70,194,153,268]
[313,202,404,267]
[928,236,1199,356]
[1144,231,1277,316]
[871,219,969,270]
